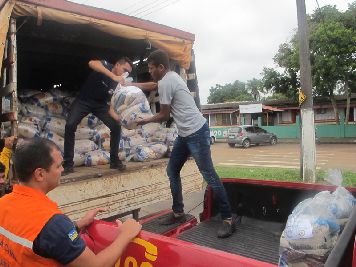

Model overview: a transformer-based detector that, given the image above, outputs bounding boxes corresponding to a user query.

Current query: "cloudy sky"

[69,0,352,104]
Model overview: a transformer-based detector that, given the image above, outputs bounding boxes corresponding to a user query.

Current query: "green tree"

[261,3,356,123]
[246,78,263,101]
[309,4,356,123]
[207,80,254,104]
[261,67,299,101]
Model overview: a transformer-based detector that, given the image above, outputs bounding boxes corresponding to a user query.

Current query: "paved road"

[211,143,356,172]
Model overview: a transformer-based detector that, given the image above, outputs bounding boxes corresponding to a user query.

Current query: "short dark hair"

[0,162,5,174]
[147,50,170,69]
[13,138,60,183]
[116,57,133,69]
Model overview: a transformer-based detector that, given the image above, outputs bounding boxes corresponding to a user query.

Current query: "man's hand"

[4,136,16,149]
[76,208,107,230]
[110,73,125,85]
[136,118,149,126]
[119,218,142,240]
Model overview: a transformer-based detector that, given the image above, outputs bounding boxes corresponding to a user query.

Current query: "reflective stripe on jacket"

[0,184,63,266]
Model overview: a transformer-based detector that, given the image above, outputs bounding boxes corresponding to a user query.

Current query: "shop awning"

[202,109,239,115]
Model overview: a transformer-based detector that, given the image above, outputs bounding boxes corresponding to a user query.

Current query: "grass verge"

[215,166,356,187]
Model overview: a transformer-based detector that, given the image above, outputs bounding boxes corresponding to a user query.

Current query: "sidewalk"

[278,138,356,144]
[216,138,356,144]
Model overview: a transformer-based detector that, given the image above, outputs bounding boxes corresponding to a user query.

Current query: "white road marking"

[219,162,321,170]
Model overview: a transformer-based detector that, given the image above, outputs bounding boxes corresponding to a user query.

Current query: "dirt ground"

[210,143,356,172]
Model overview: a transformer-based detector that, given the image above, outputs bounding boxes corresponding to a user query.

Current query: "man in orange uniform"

[0,138,141,266]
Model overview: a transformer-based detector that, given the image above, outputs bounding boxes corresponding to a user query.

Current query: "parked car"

[227,125,277,148]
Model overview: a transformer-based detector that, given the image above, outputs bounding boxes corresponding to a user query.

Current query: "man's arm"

[137,104,171,125]
[88,60,124,84]
[67,219,141,267]
[128,82,157,92]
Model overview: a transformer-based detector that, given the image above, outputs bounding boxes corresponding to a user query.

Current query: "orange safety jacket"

[0,184,63,267]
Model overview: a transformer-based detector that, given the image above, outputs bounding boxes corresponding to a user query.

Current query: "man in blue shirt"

[63,58,133,175]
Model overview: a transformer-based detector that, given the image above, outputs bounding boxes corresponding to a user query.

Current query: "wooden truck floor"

[59,159,171,184]
[48,158,203,221]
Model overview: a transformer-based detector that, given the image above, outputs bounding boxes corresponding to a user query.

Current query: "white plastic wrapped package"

[74,140,98,154]
[127,135,147,147]
[141,123,162,138]
[278,187,356,266]
[166,127,178,144]
[120,103,152,130]
[41,131,64,151]
[28,92,59,107]
[111,86,153,129]
[84,150,110,166]
[101,138,110,151]
[44,103,65,117]
[133,142,168,162]
[92,124,110,143]
[118,151,127,161]
[73,153,85,167]
[21,104,47,119]
[75,126,97,140]
[78,114,100,129]
[20,116,42,128]
[43,117,66,136]
[147,130,167,143]
[18,123,41,138]
[121,128,138,139]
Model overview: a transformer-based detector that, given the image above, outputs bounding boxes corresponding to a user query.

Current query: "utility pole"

[296,0,316,182]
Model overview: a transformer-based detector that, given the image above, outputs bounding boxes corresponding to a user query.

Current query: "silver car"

[227,125,278,148]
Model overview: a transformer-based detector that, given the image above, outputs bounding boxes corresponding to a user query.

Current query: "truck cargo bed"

[178,216,283,264]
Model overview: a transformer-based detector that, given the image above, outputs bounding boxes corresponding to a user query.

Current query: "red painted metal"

[81,220,277,267]
[353,235,356,267]
[139,210,172,225]
[18,0,195,41]
[220,178,356,193]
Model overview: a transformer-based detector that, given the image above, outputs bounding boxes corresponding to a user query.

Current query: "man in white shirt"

[138,50,235,238]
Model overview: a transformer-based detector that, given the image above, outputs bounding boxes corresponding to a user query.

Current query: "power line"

[80,0,90,5]
[122,0,146,13]
[139,0,180,18]
[129,0,166,16]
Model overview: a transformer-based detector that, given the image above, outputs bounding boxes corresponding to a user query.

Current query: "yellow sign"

[298,89,306,105]
[115,238,158,267]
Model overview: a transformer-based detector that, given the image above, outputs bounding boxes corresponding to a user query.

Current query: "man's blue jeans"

[167,122,232,220]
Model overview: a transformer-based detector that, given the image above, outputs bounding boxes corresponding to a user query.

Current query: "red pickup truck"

[81,179,356,267]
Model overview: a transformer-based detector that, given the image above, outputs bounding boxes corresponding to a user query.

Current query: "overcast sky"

[69,0,352,104]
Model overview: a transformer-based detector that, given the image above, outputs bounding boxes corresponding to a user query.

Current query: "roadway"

[211,143,356,172]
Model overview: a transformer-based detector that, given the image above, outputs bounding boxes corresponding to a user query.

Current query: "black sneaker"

[159,213,186,225]
[62,166,74,176]
[217,219,236,238]
[110,161,126,171]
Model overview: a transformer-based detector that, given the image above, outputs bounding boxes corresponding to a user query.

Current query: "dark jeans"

[64,99,121,168]
[167,122,232,220]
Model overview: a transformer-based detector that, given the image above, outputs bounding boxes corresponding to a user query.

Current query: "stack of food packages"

[15,87,177,167]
